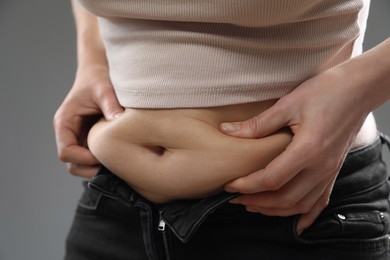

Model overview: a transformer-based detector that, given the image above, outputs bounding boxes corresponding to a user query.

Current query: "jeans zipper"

[158,217,171,260]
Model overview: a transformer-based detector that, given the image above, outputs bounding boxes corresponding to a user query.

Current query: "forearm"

[336,37,390,112]
[71,0,107,67]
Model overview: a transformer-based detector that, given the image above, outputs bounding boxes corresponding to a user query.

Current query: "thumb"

[98,89,125,121]
[220,102,290,138]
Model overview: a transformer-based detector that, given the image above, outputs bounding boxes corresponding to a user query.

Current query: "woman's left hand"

[220,65,373,235]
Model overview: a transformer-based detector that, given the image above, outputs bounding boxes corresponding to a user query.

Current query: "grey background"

[0,1,389,259]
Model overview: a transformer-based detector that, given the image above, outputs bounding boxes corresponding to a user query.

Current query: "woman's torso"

[83,0,375,202]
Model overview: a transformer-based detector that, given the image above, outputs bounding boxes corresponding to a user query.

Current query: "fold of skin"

[87,100,293,203]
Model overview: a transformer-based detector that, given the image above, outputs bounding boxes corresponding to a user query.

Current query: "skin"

[53,0,124,178]
[86,105,292,203]
[220,38,390,234]
[54,0,390,235]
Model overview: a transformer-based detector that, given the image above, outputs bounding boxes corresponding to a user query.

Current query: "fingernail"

[229,198,240,204]
[246,207,258,213]
[113,112,122,119]
[221,122,241,133]
[225,186,238,193]
[297,228,304,236]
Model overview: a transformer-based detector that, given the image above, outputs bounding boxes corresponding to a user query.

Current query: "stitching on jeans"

[78,193,103,211]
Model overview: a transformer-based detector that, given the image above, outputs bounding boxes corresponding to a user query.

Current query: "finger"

[95,85,124,121]
[296,180,334,235]
[61,145,99,165]
[220,100,291,138]
[237,167,334,209]
[231,171,331,209]
[225,139,309,193]
[66,163,100,178]
[225,129,319,194]
[55,125,99,165]
[236,177,331,217]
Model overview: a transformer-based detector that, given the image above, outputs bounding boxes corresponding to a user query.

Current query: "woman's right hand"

[54,0,124,178]
[53,62,124,178]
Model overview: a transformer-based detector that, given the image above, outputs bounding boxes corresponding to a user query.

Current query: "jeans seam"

[330,179,388,205]
[137,202,161,260]
[77,193,103,211]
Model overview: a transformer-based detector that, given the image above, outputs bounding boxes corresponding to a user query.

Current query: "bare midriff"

[87,100,378,203]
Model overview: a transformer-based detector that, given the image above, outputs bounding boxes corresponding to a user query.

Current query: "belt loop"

[379,132,390,151]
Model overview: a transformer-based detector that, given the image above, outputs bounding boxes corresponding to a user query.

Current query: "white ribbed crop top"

[78,0,370,108]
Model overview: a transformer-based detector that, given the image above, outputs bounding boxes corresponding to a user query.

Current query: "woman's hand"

[220,64,374,234]
[53,62,124,178]
[220,38,390,234]
[54,0,124,178]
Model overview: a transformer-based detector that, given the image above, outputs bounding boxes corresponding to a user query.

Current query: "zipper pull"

[158,219,166,231]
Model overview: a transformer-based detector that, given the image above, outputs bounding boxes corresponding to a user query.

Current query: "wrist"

[77,35,108,69]
[334,38,390,112]
[75,52,110,80]
[77,48,108,68]
[357,38,390,110]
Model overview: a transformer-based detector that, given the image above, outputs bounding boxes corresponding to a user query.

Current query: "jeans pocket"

[336,210,389,239]
[76,181,103,216]
[291,208,390,252]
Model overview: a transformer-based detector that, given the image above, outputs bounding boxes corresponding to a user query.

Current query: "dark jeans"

[65,134,390,260]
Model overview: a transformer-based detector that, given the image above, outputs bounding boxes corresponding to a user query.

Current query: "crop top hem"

[115,82,297,108]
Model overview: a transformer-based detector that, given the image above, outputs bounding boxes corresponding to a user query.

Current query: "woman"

[54,0,390,259]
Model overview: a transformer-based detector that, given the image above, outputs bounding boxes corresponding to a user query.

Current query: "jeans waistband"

[88,166,238,242]
[88,133,390,243]
[327,133,389,202]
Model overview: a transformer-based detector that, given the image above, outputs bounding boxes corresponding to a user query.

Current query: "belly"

[87,100,377,203]
[87,100,293,202]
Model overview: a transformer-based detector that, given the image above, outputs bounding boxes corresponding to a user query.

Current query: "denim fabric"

[65,134,390,260]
